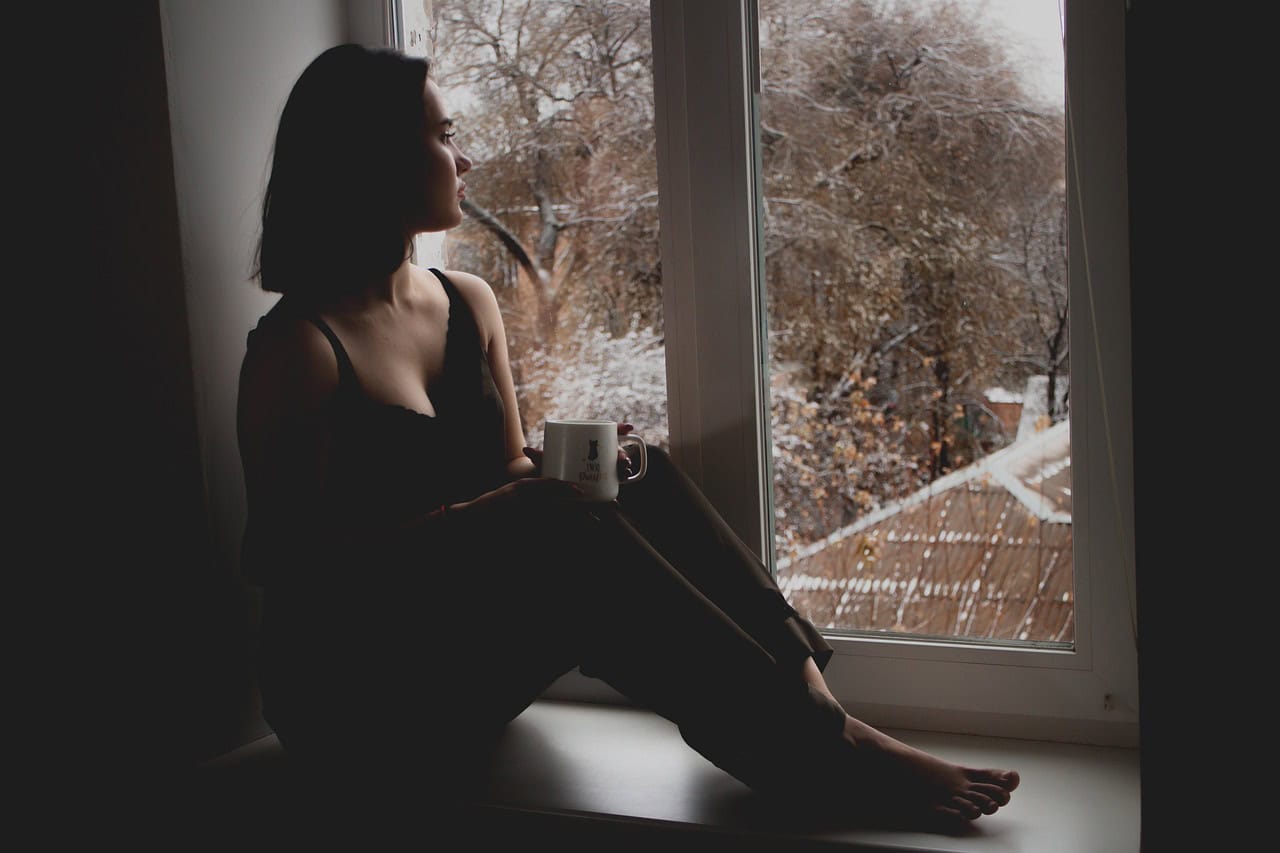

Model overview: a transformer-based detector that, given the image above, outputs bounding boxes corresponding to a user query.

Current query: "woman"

[238,43,1018,828]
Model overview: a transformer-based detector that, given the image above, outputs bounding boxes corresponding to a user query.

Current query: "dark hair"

[252,44,431,303]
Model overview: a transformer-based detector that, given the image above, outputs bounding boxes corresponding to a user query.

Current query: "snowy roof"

[778,419,1073,643]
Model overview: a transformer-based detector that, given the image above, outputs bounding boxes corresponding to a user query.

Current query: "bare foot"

[837,714,1020,827]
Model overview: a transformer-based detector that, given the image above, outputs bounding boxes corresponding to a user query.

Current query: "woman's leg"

[520,504,851,795]
[271,501,846,824]
[271,489,1017,828]
[391,500,843,786]
[612,446,827,673]
[610,447,1021,825]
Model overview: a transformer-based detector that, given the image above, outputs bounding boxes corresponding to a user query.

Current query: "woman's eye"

[443,131,457,143]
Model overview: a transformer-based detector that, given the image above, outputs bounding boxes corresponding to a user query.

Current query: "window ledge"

[199,698,1139,852]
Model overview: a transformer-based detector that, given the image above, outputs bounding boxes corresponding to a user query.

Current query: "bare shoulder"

[441,268,503,347]
[238,312,339,434]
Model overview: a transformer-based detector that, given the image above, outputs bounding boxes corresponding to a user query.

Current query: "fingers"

[616,424,635,475]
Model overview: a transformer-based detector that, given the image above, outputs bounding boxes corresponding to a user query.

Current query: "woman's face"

[414,77,472,233]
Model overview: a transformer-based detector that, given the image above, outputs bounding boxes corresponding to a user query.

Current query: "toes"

[971,793,1000,815]
[972,782,1011,806]
[957,778,1003,814]
[949,796,982,820]
[972,768,1020,791]
[995,769,1021,791]
[960,789,1000,815]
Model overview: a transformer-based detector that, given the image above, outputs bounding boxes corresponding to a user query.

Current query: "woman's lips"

[458,182,467,199]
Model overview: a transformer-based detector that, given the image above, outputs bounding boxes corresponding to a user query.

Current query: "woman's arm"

[442,269,536,480]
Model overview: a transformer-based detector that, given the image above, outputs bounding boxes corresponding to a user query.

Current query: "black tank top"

[241,268,508,586]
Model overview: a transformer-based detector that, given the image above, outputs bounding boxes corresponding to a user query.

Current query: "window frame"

[389,0,1138,748]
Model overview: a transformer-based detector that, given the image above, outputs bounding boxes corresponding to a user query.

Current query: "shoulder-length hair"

[252,44,431,304]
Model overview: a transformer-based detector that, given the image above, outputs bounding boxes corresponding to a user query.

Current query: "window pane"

[429,0,668,451]
[758,0,1071,645]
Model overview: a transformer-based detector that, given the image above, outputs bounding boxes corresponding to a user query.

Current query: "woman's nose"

[457,151,473,174]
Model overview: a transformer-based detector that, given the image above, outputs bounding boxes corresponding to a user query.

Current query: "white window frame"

[386,0,1138,748]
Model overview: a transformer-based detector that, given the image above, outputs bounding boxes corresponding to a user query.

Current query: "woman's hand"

[522,422,635,478]
[615,422,636,478]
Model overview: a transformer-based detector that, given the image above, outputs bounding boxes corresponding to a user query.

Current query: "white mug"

[542,418,648,502]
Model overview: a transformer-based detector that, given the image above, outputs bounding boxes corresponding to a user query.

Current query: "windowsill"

[199,698,1139,851]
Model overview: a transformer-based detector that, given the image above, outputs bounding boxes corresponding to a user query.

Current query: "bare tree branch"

[461,198,545,285]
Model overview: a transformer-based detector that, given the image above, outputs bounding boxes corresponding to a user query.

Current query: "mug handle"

[619,434,647,482]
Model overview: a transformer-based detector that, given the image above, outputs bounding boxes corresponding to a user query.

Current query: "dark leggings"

[262,446,846,798]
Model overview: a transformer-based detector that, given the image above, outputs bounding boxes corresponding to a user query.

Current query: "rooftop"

[779,419,1073,643]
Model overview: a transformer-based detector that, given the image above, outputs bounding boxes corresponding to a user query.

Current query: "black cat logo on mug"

[587,440,599,461]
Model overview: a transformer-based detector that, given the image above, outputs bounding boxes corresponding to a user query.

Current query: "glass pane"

[427,0,668,451]
[758,0,1071,645]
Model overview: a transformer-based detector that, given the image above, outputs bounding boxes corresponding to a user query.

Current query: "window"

[391,0,1137,747]
[759,0,1074,649]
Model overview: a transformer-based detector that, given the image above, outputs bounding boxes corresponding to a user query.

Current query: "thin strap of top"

[427,266,453,291]
[302,313,357,392]
[428,266,482,355]
[427,267,461,319]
